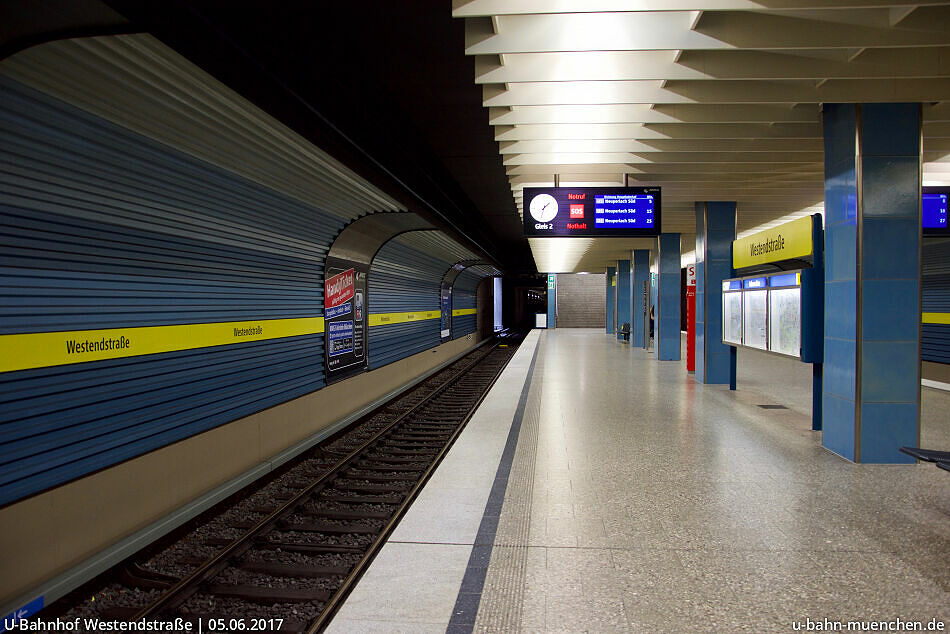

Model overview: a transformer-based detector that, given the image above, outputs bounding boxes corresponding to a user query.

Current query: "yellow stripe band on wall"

[452,308,477,317]
[368,310,441,327]
[923,312,950,325]
[0,317,325,374]
[733,216,814,269]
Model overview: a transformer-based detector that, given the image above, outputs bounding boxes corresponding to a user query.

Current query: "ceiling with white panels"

[452,0,950,272]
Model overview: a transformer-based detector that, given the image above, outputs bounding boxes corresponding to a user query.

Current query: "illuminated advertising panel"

[523,187,661,237]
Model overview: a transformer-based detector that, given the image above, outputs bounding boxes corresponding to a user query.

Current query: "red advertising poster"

[325,268,355,309]
[324,259,367,383]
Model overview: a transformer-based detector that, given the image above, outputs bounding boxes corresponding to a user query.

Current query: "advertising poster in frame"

[440,281,452,342]
[324,256,368,383]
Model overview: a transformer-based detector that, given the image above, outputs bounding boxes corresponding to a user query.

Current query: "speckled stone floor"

[329,329,950,633]
[478,329,950,633]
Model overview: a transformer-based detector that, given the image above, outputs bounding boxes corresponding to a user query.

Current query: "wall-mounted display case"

[724,213,823,431]
[721,270,819,362]
[767,272,802,357]
[741,277,769,350]
[722,281,742,346]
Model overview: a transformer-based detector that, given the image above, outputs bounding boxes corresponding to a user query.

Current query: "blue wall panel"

[694,202,736,384]
[369,235,459,368]
[0,337,322,505]
[822,102,921,463]
[0,70,494,508]
[0,77,341,506]
[605,267,616,333]
[616,260,631,340]
[632,250,650,347]
[369,322,441,368]
[822,103,860,461]
[657,234,681,361]
[922,240,950,364]
[453,268,484,339]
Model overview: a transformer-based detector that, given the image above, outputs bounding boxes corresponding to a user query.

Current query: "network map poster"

[324,256,368,383]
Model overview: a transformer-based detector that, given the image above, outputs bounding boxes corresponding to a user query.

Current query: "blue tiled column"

[632,250,650,347]
[657,234,681,361]
[546,273,556,329]
[616,259,632,341]
[606,266,616,334]
[695,202,737,384]
[822,103,921,463]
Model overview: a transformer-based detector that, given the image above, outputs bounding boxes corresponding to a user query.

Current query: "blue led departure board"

[523,187,661,237]
[923,191,948,233]
[923,187,949,235]
[594,194,655,228]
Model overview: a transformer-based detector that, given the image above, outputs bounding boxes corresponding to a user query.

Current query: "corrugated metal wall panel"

[922,325,950,363]
[0,35,498,506]
[453,265,498,339]
[0,337,322,505]
[2,35,403,218]
[922,240,950,364]
[0,54,351,505]
[369,322,440,368]
[399,231,479,265]
[0,78,336,332]
[453,315,477,337]
[368,232,478,367]
[1,77,340,267]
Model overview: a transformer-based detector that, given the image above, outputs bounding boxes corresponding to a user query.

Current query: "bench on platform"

[900,447,950,474]
[619,322,630,342]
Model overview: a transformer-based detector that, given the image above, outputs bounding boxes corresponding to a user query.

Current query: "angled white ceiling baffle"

[453,1,950,271]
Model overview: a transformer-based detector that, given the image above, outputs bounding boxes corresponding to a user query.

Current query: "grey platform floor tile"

[324,619,448,634]
[331,542,472,624]
[519,587,546,630]
[388,496,486,544]
[622,591,696,633]
[610,548,688,593]
[544,594,628,633]
[546,545,612,572]
[337,330,950,631]
[520,573,582,599]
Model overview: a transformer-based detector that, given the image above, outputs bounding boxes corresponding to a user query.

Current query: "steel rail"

[306,346,512,633]
[130,343,504,622]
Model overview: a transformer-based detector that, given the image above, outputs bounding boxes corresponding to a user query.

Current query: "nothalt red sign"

[325,268,355,308]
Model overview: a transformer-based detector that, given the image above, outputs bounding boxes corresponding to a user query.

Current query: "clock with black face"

[529,193,558,222]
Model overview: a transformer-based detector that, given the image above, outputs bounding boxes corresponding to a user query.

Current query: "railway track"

[53,338,519,632]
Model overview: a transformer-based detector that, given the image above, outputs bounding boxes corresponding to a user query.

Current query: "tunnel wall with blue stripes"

[0,75,494,507]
